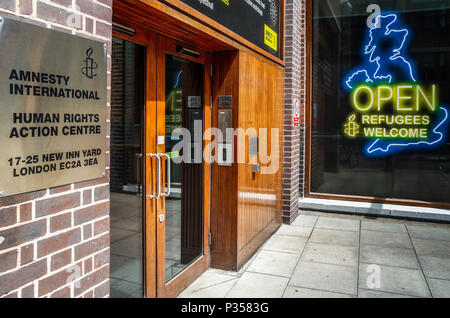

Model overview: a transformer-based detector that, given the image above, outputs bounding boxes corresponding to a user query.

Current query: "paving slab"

[111,217,141,232]
[110,228,136,243]
[283,286,354,298]
[358,289,416,298]
[110,234,142,259]
[110,254,133,275]
[207,268,241,278]
[360,245,420,269]
[180,271,238,294]
[110,278,142,298]
[418,256,450,280]
[412,239,450,258]
[309,228,359,247]
[178,278,238,298]
[110,259,142,284]
[407,225,450,242]
[276,225,313,238]
[427,278,450,298]
[361,221,407,233]
[300,243,358,267]
[247,250,299,277]
[262,234,308,254]
[315,217,360,232]
[292,215,318,228]
[289,261,358,295]
[361,230,413,249]
[359,263,430,297]
[237,251,260,276]
[226,272,289,298]
[182,212,450,299]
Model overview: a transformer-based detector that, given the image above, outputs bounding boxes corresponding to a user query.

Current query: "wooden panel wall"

[210,51,239,270]
[236,51,284,268]
[210,50,284,270]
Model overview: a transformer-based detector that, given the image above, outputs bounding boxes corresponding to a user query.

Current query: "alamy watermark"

[66,264,82,289]
[366,264,381,289]
[168,121,280,175]
[66,5,82,29]
[367,4,381,28]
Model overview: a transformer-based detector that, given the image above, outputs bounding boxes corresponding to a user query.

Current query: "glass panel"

[165,54,204,282]
[311,1,450,203]
[109,37,146,297]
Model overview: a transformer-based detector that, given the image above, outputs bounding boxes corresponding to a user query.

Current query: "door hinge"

[210,65,213,78]
[208,232,212,246]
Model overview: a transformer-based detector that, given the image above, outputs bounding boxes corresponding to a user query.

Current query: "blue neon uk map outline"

[343,12,449,157]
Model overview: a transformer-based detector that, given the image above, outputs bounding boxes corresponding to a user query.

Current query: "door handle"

[159,153,171,197]
[146,153,161,199]
[135,153,143,197]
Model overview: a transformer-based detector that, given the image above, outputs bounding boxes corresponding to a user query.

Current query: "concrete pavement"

[179,211,450,298]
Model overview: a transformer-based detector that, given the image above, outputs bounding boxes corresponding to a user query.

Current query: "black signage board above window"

[178,0,281,58]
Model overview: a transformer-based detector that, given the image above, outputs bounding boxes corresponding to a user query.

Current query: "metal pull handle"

[135,153,143,197]
[159,153,171,197]
[147,153,161,199]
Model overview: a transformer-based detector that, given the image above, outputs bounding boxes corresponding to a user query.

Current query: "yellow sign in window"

[264,24,278,51]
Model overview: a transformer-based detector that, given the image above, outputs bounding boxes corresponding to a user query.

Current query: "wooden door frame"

[112,24,211,298]
[155,35,211,298]
[112,24,159,298]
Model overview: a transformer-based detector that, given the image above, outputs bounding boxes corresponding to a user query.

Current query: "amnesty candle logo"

[344,114,360,138]
[81,47,98,79]
[342,12,449,157]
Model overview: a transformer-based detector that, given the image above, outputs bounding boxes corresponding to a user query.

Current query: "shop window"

[310,0,450,204]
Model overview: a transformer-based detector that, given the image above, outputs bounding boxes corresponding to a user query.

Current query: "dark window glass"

[311,1,450,203]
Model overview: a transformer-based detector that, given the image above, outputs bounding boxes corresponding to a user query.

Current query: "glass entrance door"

[164,54,204,282]
[154,36,211,297]
[110,37,146,298]
[110,26,210,297]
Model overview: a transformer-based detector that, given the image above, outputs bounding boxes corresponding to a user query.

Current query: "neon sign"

[342,12,449,157]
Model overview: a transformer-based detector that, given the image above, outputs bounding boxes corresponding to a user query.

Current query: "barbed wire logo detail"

[66,265,82,289]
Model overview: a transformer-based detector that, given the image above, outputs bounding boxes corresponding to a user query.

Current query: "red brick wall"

[0,0,112,298]
[282,0,306,224]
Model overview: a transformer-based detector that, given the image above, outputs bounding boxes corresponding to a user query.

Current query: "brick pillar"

[282,0,307,224]
[0,0,112,298]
